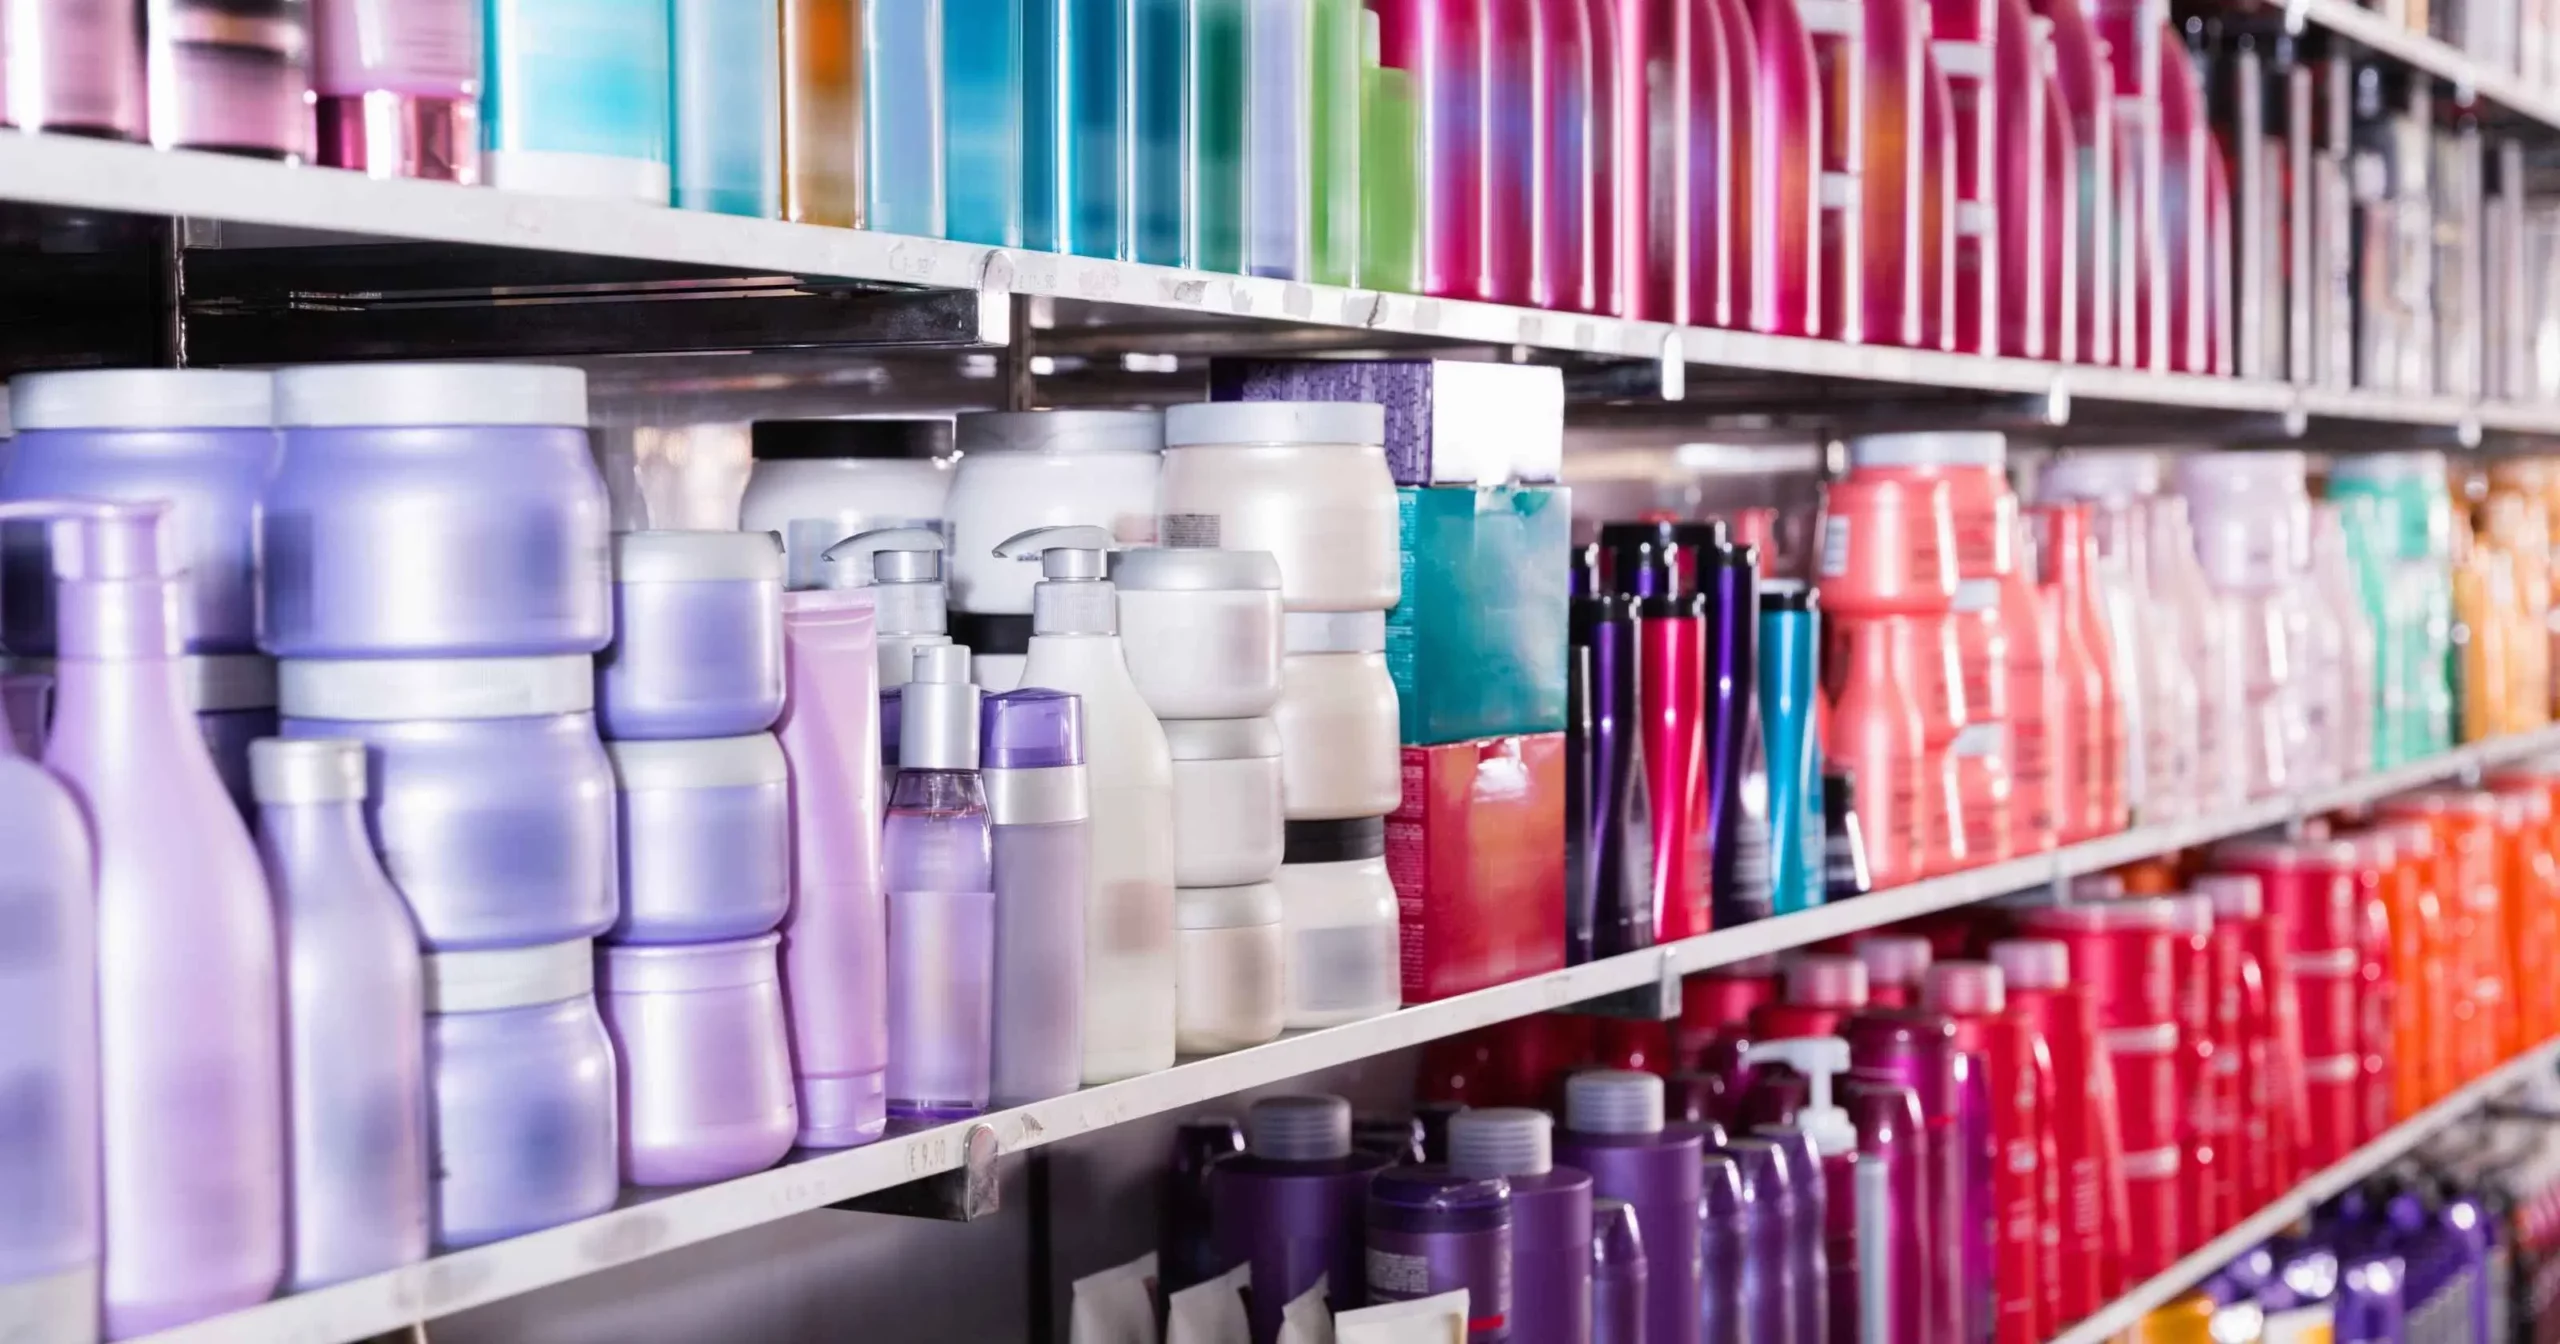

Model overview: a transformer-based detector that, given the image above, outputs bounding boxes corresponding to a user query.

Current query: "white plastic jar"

[1111,547,1284,720]
[738,419,955,592]
[1274,818,1400,1029]
[1164,717,1285,888]
[1275,611,1401,821]
[946,410,1164,619]
[1174,882,1285,1055]
[1158,402,1399,612]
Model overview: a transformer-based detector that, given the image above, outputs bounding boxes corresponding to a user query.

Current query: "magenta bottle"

[1846,1010,1975,1344]
[251,738,428,1292]
[0,0,143,135]
[1592,1196,1648,1344]
[1482,0,1540,306]
[1727,1136,1800,1344]
[312,0,482,180]
[884,645,994,1120]
[1753,1128,1828,1344]
[1740,0,1822,335]
[982,688,1090,1108]
[1538,0,1594,311]
[145,0,312,159]
[1612,0,1694,322]
[1555,1069,1705,1344]
[0,500,284,1336]
[595,936,797,1187]
[1844,1076,1926,1344]
[1686,0,1737,328]
[1700,1152,1749,1344]
[1211,1094,1393,1344]
[1365,1168,1514,1341]
[1374,0,1487,299]
[1584,0,1624,315]
[1449,1108,1593,1344]
[1747,1039,1856,1344]
[775,588,889,1148]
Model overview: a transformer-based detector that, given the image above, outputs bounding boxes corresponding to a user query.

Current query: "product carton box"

[1386,486,1570,745]
[1207,358,1565,486]
[1389,734,1566,1003]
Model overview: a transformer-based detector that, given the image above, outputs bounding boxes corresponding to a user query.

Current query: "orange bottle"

[2369,818,2451,1110]
[2490,784,2560,1048]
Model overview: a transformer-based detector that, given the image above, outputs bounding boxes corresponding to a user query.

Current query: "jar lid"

[605,733,786,790]
[1109,547,1283,591]
[1176,881,1282,930]
[280,655,594,721]
[2194,872,2265,920]
[9,369,275,430]
[1920,960,2005,1016]
[1565,1069,1664,1135]
[187,654,277,711]
[597,933,782,994]
[613,530,785,583]
[274,363,589,429]
[1247,1094,1352,1160]
[1163,401,1387,449]
[2019,897,2178,933]
[1845,431,2006,470]
[249,737,368,805]
[1284,816,1387,864]
[2039,453,2164,503]
[424,939,593,1014]
[981,688,1085,769]
[752,418,952,461]
[1164,716,1281,762]
[2327,450,2446,482]
[1446,1107,1553,1177]
[1284,610,1386,653]
[955,409,1164,456]
[1984,938,2070,992]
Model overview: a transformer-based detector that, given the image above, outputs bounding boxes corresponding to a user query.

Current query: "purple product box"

[1208,359,1565,487]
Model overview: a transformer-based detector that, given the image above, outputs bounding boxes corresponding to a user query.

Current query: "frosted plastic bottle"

[672,0,782,216]
[0,0,142,137]
[883,646,995,1119]
[2030,503,2124,839]
[1375,0,1487,298]
[251,738,429,1292]
[2000,516,2062,852]
[1024,0,1132,257]
[0,715,97,1344]
[945,0,1026,245]
[864,0,947,238]
[982,690,1091,1106]
[998,526,1178,1083]
[1246,0,1314,278]
[0,500,284,1336]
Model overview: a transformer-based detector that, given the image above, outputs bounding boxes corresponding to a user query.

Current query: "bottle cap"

[249,737,369,805]
[274,363,587,428]
[2194,871,2266,920]
[1701,1153,1746,1218]
[1725,1135,1795,1209]
[10,368,274,429]
[1108,547,1283,591]
[1742,1037,1856,1156]
[1247,1094,1353,1161]
[1598,521,1684,600]
[995,525,1118,636]
[825,527,949,637]
[1163,401,1386,449]
[1447,1107,1554,1178]
[2162,894,2215,940]
[751,418,952,461]
[1592,1198,1646,1270]
[1986,938,2071,991]
[957,409,1164,456]
[899,644,982,771]
[1852,934,1934,990]
[605,733,788,791]
[1921,961,2006,1016]
[980,688,1084,769]
[612,530,785,583]
[1783,953,1869,1008]
[1564,1069,1665,1136]
[2038,452,2166,502]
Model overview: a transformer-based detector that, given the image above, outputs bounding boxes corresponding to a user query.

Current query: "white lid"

[249,737,368,805]
[423,939,593,1013]
[2194,871,2266,920]
[1284,610,1387,653]
[280,655,594,720]
[1845,431,2006,470]
[1564,1069,1664,1135]
[1744,1037,1857,1155]
[187,654,277,711]
[2176,450,2310,499]
[1447,1107,1553,1177]
[1986,938,2071,991]
[273,363,589,429]
[2328,450,2447,482]
[613,530,785,583]
[1110,547,1284,591]
[1247,1094,1352,1160]
[605,733,787,790]
[1164,716,1282,762]
[1163,401,1388,449]
[1176,881,1283,929]
[2039,452,2164,502]
[9,369,276,430]
[955,409,1164,456]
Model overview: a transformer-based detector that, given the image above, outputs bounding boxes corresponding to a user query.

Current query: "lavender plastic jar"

[263,364,609,658]
[604,735,789,944]
[2,368,278,656]
[597,531,785,739]
[596,935,797,1187]
[281,656,617,950]
[424,942,619,1249]
[1366,1168,1514,1341]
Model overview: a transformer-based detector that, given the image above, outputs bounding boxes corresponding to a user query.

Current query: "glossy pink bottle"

[1587,0,1627,314]
[2092,0,2161,370]
[0,0,144,136]
[2040,43,2082,362]
[1739,0,1824,335]
[1613,0,1694,322]
[1864,0,1928,346]
[2033,0,2113,365]
[1827,616,1927,888]
[1541,0,1597,311]
[1485,0,1542,305]
[1936,0,2000,353]
[1377,0,1489,299]
[1687,0,1738,327]
[1920,47,1958,351]
[1992,0,2047,357]
[2155,21,2210,373]
[1715,0,1758,326]
[1807,0,1865,340]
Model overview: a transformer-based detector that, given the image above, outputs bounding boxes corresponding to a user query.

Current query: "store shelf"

[2288,0,2560,127]
[2049,1034,2560,1344]
[101,725,2560,1344]
[3,132,2558,433]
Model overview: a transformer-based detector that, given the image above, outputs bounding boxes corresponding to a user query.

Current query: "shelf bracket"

[830,1123,1003,1223]
[1575,949,1684,1022]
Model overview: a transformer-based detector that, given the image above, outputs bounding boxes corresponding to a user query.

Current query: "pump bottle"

[1747,1038,1864,1344]
[826,527,953,778]
[884,644,995,1119]
[996,525,1178,1082]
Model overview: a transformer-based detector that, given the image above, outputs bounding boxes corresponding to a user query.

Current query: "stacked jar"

[0,369,284,813]
[738,417,955,593]
[259,364,625,1248]
[2038,454,2194,823]
[1815,433,1963,885]
[1159,402,1403,1030]
[1108,545,1290,1054]
[2325,452,2457,766]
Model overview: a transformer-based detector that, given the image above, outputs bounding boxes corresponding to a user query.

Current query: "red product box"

[1388,734,1567,1002]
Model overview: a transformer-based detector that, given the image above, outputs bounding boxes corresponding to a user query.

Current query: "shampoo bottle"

[824,527,954,765]
[862,0,947,237]
[1923,960,2052,1344]
[782,0,863,225]
[1554,1070,1705,1344]
[884,645,994,1119]
[944,0,1025,245]
[1826,616,1926,887]
[1611,0,1697,321]
[1741,0,1824,335]
[1989,935,2129,1314]
[0,500,284,1335]
[1447,1107,1594,1344]
[251,737,429,1292]
[1538,0,1596,312]
[1603,523,1708,940]
[1592,1196,1648,1344]
[997,525,1177,1083]
[981,689,1091,1107]
[1761,580,1825,915]
[1569,544,1655,962]
[1373,0,1487,298]
[1211,1094,1393,1344]
[1746,1039,1867,1344]
[1703,530,1771,926]
[1024,0,1132,256]
[670,0,781,216]
[1844,1075,1928,1344]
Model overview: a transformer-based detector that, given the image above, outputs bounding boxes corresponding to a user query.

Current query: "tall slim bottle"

[145,0,311,159]
[1584,0,1625,314]
[1993,0,2047,356]
[1605,523,1707,941]
[783,0,863,225]
[1702,529,1770,926]
[1540,0,1596,311]
[0,501,283,1336]
[1570,544,1655,963]
[983,690,1091,1106]
[1310,0,1363,284]
[1741,0,1823,335]
[1358,10,1423,290]
[1190,0,1249,270]
[945,0,1026,245]
[1612,0,1693,321]
[885,645,995,1118]
[1484,0,1542,304]
[1246,0,1313,278]
[484,0,669,201]
[673,0,781,215]
[1934,0,1999,352]
[1810,0,1866,340]
[2034,0,2114,364]
[1374,0,1486,297]
[864,0,947,237]
[315,0,482,182]
[252,738,429,1292]
[1131,0,1186,263]
[1762,581,1825,915]
[1687,0,1737,327]
[1024,0,1133,255]
[1865,0,1928,345]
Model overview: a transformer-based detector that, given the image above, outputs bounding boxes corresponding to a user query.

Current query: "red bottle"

[2030,503,2123,840]
[1932,0,1999,353]
[2030,0,2114,365]
[1825,617,1928,887]
[1902,614,1972,878]
[1687,0,1739,326]
[2195,870,2301,1198]
[2164,893,2236,1252]
[1607,524,1712,941]
[1926,959,2052,1344]
[2342,832,2395,1144]
[2154,19,2210,373]
[1864,0,1929,346]
[1679,958,1782,1064]
[1855,933,1936,1009]
[2215,838,2360,1168]
[1989,936,2129,1314]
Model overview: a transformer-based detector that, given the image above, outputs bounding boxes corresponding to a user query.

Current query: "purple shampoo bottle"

[0,693,96,1337]
[1756,1126,1830,1344]
[775,588,888,1147]
[251,738,428,1291]
[1161,1117,1246,1301]
[1449,1107,1594,1344]
[1554,1069,1706,1344]
[884,644,994,1119]
[0,499,285,1335]
[1728,1135,1801,1344]
[1844,1075,1927,1344]
[1364,1167,1514,1340]
[1592,1196,1648,1344]
[1212,1094,1393,1344]
[981,688,1090,1107]
[1702,1152,1749,1344]
[1748,1039,1865,1344]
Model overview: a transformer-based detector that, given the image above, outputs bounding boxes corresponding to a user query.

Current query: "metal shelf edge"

[2291,0,2560,126]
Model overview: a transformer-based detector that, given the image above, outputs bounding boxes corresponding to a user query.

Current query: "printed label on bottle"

[1819,516,1853,578]
[1291,924,1394,1014]
[316,0,480,92]
[1159,513,1222,549]
[1365,1247,1433,1298]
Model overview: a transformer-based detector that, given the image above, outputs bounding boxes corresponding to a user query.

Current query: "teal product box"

[1385,486,1571,745]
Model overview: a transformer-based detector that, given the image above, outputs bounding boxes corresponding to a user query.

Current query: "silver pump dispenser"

[994,525,1119,637]
[899,643,982,771]
[825,527,950,637]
